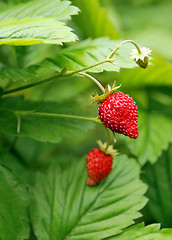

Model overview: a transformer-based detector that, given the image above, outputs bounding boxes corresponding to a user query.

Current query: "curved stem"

[121,40,141,53]
[77,72,105,93]
[107,40,141,60]
[0,39,142,97]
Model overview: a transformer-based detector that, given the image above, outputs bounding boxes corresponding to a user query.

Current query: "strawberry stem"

[76,72,105,93]
[66,59,115,76]
[107,40,142,60]
[0,40,142,97]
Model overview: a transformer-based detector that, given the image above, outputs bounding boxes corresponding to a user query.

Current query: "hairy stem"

[107,40,141,59]
[76,72,105,93]
[66,59,114,76]
[16,110,101,124]
[0,59,113,97]
[0,39,142,97]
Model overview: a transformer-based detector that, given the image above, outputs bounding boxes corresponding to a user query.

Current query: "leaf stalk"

[16,110,101,124]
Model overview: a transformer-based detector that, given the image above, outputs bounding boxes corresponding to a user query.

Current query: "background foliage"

[0,0,172,239]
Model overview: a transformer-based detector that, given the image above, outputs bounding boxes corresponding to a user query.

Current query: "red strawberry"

[98,91,139,139]
[86,148,113,186]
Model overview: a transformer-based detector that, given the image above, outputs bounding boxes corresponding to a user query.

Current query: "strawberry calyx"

[91,81,121,103]
[97,140,118,156]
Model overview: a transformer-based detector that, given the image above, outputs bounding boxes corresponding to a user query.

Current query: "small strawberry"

[98,91,139,139]
[86,140,118,186]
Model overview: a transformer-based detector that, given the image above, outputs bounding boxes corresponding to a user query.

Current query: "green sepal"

[97,140,118,156]
[91,81,121,103]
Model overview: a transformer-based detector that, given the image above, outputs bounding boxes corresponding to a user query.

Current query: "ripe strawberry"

[98,91,139,139]
[86,148,113,186]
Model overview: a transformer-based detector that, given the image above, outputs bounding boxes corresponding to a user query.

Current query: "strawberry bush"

[0,0,172,239]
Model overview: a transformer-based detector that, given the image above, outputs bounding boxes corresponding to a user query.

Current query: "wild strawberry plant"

[0,0,172,240]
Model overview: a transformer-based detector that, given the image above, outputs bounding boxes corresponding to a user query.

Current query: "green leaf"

[0,62,37,82]
[142,144,172,228]
[0,17,78,46]
[46,38,138,73]
[5,37,139,83]
[0,165,29,240]
[0,138,58,185]
[22,44,61,68]
[72,0,120,39]
[0,96,95,143]
[0,37,141,84]
[0,0,79,21]
[30,154,147,240]
[22,75,93,102]
[108,223,172,240]
[0,0,79,46]
[147,87,172,117]
[124,111,172,166]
